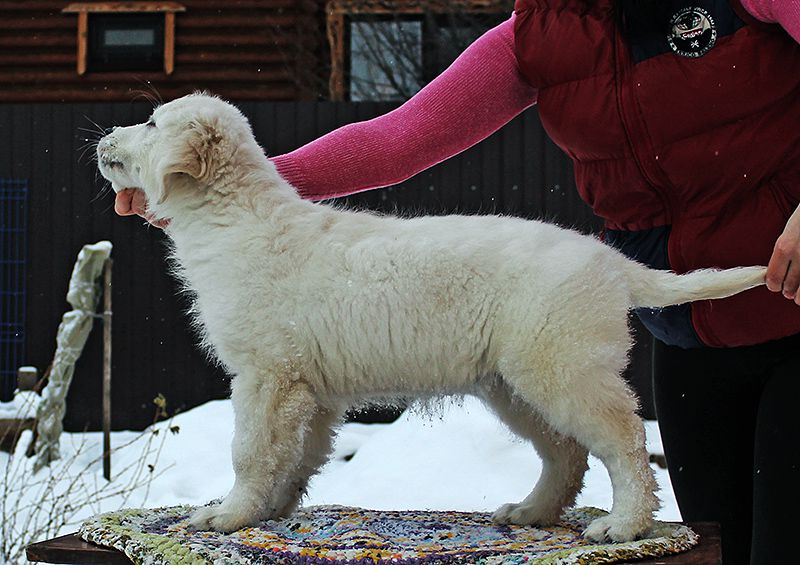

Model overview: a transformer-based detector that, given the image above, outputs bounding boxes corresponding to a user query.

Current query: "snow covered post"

[102,257,113,481]
[33,241,113,474]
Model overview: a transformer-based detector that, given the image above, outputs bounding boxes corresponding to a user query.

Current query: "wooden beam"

[62,2,186,14]
[164,11,175,74]
[327,0,511,15]
[4,68,288,83]
[0,84,299,103]
[26,534,133,565]
[326,10,346,101]
[0,418,35,454]
[76,11,87,75]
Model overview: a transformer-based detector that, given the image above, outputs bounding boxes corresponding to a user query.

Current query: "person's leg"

[750,343,800,565]
[652,341,760,565]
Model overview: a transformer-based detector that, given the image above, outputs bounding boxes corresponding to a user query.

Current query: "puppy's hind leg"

[478,377,588,526]
[504,362,659,543]
[188,371,317,533]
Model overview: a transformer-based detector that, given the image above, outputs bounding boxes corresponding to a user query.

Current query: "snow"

[0,394,680,560]
[0,392,40,419]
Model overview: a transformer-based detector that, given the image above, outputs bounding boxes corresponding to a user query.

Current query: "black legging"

[653,333,800,565]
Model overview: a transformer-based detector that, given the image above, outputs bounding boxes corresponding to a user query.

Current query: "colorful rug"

[78,504,698,564]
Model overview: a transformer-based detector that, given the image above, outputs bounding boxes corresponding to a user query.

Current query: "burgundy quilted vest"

[514,0,800,347]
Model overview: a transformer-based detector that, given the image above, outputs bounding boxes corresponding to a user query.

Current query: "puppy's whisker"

[81,115,107,136]
[76,139,99,153]
[76,138,99,150]
[99,200,117,215]
[78,143,100,164]
[131,79,163,108]
[77,126,103,137]
[90,180,114,203]
[131,90,161,109]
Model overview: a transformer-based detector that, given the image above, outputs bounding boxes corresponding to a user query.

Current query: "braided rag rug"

[78,505,698,565]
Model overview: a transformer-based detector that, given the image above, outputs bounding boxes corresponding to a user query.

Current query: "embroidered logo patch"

[667,7,717,58]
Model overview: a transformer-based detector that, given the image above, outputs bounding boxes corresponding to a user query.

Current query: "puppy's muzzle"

[97,137,124,171]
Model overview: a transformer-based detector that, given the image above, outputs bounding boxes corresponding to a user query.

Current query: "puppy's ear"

[180,117,228,179]
[152,117,229,205]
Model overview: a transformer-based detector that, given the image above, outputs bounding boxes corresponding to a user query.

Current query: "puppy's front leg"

[274,406,342,516]
[188,373,317,533]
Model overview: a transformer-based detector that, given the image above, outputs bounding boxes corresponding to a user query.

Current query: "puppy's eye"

[146,118,157,128]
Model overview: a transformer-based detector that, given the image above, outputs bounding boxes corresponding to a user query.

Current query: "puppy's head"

[97,92,254,209]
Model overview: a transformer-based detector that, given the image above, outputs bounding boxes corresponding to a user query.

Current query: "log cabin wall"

[0,0,326,103]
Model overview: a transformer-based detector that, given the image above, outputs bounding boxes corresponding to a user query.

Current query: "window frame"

[87,13,166,73]
[62,2,185,76]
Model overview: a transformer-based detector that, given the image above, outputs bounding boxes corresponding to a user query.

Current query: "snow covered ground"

[0,394,680,562]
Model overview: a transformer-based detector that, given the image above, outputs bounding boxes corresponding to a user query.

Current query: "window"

[88,13,165,72]
[62,2,185,75]
[349,19,423,101]
[328,1,512,101]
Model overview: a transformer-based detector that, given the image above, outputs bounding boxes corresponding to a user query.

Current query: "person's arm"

[745,0,800,301]
[740,0,800,42]
[271,14,538,201]
[115,14,536,217]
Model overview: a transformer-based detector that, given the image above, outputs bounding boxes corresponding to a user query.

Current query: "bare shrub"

[0,395,177,565]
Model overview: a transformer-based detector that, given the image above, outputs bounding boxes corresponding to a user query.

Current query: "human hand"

[766,203,800,304]
[114,188,170,229]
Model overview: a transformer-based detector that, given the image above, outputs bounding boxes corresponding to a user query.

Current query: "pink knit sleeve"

[270,14,538,201]
[740,0,800,42]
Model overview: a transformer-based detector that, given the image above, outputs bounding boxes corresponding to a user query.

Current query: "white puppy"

[97,93,765,542]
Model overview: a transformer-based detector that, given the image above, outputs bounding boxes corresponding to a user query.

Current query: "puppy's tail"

[627,264,767,309]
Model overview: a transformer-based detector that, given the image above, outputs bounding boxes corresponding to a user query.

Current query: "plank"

[26,534,132,564]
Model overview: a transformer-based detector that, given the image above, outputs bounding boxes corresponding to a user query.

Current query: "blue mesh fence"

[1,179,28,401]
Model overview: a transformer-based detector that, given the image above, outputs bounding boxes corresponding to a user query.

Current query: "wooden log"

[26,534,132,565]
[0,35,74,48]
[177,33,297,46]
[174,51,286,64]
[0,1,77,10]
[0,53,74,66]
[0,418,36,454]
[0,18,74,30]
[175,14,299,27]
[0,84,298,103]
[2,67,289,83]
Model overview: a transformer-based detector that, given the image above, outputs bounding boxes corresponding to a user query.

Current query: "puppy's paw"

[187,503,260,534]
[583,514,651,543]
[491,502,562,527]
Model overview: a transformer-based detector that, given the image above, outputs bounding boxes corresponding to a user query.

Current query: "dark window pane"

[88,14,164,72]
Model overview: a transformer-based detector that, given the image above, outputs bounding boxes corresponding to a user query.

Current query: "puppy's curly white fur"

[98,93,765,540]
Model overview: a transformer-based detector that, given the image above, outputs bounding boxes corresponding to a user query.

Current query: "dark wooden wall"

[0,100,655,430]
[0,0,324,103]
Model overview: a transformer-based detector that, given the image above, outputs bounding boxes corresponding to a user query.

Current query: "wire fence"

[1,178,28,401]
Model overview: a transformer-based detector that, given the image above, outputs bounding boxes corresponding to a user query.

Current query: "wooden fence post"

[102,258,113,481]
